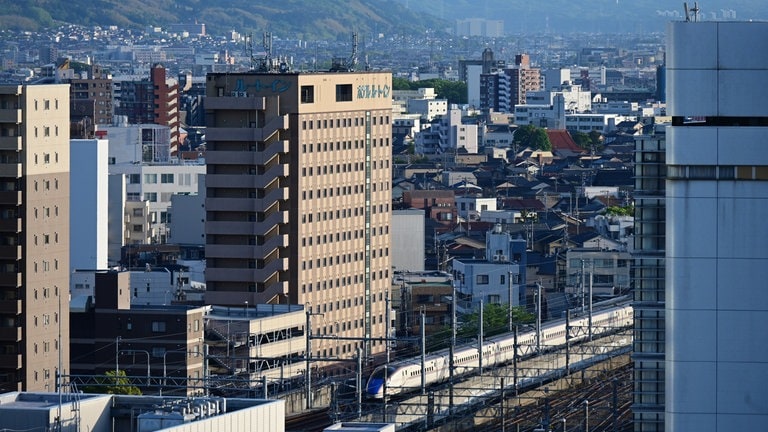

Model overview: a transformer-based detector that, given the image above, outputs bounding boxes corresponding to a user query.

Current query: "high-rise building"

[0,84,70,392]
[204,71,392,359]
[480,54,540,114]
[632,124,666,431]
[66,64,113,136]
[115,64,180,156]
[666,21,768,431]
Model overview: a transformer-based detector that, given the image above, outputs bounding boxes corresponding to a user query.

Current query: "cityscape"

[0,1,764,432]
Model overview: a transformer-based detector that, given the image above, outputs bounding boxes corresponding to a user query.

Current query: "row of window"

[302,248,389,271]
[33,152,59,164]
[33,259,58,273]
[127,173,194,185]
[33,206,59,219]
[301,182,389,201]
[300,115,390,130]
[34,178,59,191]
[301,137,390,153]
[668,165,768,181]
[472,273,522,285]
[302,271,390,296]
[34,99,59,111]
[301,160,389,177]
[300,204,390,223]
[33,232,59,245]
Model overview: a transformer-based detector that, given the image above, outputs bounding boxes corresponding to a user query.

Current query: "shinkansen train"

[366,302,633,399]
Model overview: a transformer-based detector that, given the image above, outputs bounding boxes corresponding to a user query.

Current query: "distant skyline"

[397,0,768,34]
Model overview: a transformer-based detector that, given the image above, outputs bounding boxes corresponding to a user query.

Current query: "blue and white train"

[366,302,633,399]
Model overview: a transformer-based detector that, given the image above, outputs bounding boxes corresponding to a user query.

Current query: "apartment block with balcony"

[0,84,70,392]
[204,71,392,360]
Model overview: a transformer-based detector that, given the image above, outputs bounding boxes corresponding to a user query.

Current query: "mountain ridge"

[0,0,449,39]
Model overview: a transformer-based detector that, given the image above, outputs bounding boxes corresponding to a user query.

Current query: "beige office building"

[205,71,392,358]
[0,84,70,392]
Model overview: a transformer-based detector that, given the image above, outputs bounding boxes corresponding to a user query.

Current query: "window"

[133,208,144,217]
[128,174,140,184]
[161,174,174,183]
[144,192,157,202]
[133,224,143,232]
[301,85,314,103]
[151,321,166,332]
[144,174,157,184]
[336,84,353,102]
[476,274,489,285]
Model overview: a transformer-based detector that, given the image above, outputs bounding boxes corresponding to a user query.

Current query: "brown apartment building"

[204,71,392,359]
[115,64,181,155]
[0,84,70,392]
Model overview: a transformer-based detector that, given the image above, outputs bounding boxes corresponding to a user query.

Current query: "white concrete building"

[391,210,425,273]
[526,83,592,113]
[565,113,635,133]
[70,139,109,270]
[169,174,205,245]
[665,20,768,432]
[456,196,497,221]
[452,227,527,309]
[415,108,479,154]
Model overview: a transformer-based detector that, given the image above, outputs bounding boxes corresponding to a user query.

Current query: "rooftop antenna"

[684,2,700,22]
[261,31,273,71]
[329,32,358,72]
[246,32,255,70]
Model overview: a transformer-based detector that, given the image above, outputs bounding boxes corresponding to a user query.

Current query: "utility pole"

[420,310,426,393]
[305,311,312,409]
[478,299,483,375]
[449,279,456,412]
[588,260,594,341]
[508,271,514,331]
[536,283,542,353]
[581,259,586,312]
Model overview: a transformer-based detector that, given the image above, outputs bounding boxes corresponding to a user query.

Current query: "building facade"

[0,84,70,392]
[666,21,768,431]
[632,126,666,430]
[115,64,181,155]
[70,139,109,271]
[204,71,392,359]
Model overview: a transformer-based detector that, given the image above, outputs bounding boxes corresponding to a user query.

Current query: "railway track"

[490,362,634,432]
[286,409,334,432]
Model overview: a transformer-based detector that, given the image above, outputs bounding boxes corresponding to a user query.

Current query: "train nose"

[366,378,384,398]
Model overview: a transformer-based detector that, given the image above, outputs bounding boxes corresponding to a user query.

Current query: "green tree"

[459,303,534,339]
[390,77,468,106]
[604,205,634,216]
[392,76,412,91]
[569,130,591,149]
[588,130,604,151]
[513,124,552,151]
[81,370,142,395]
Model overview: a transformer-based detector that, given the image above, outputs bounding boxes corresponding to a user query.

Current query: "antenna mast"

[684,2,701,22]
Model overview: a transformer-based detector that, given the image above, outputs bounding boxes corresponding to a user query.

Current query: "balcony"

[0,137,21,151]
[205,141,289,165]
[0,109,21,124]
[0,191,21,206]
[0,299,21,314]
[0,218,21,232]
[0,245,20,259]
[205,244,258,260]
[0,272,20,286]
[0,354,21,368]
[0,326,21,341]
[206,211,288,235]
[0,164,21,178]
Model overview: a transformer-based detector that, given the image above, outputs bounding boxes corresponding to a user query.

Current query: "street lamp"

[120,349,151,386]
